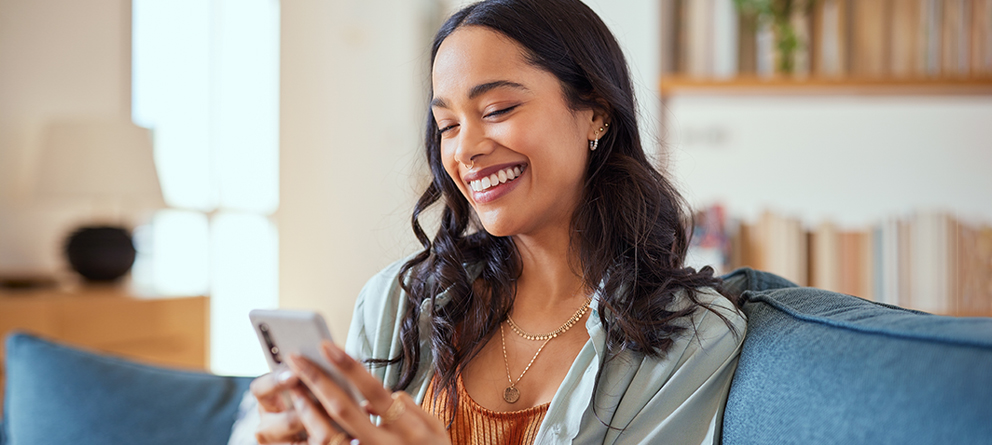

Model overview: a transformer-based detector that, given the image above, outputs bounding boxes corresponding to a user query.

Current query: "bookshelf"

[660,76,992,96]
[659,0,992,96]
[666,1,992,318]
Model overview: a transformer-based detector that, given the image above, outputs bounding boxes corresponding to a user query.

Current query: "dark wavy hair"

[374,0,738,421]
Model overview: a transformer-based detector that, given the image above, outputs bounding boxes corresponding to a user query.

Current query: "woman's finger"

[254,409,305,444]
[319,341,399,422]
[250,369,300,412]
[288,387,350,445]
[287,355,386,442]
[391,390,448,436]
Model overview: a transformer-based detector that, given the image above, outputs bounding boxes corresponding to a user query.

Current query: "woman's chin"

[475,216,521,238]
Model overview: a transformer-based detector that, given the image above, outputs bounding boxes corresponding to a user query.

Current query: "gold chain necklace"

[499,324,551,404]
[499,299,592,403]
[505,298,591,341]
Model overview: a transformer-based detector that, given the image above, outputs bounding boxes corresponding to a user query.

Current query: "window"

[131,0,280,376]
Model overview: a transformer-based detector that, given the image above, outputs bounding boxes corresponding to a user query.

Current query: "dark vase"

[64,226,136,282]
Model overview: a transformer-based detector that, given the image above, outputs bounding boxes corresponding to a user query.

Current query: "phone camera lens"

[259,323,269,333]
[270,346,280,354]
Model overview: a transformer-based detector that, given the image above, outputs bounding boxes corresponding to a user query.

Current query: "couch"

[2,268,990,444]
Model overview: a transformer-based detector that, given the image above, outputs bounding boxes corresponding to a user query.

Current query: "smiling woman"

[248,1,745,444]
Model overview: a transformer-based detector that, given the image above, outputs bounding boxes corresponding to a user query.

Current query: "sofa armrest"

[724,285,992,444]
[2,332,252,445]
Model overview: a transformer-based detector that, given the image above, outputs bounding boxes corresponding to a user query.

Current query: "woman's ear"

[587,111,610,141]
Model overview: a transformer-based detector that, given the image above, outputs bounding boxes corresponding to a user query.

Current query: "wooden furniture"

[659,77,992,96]
[0,286,208,412]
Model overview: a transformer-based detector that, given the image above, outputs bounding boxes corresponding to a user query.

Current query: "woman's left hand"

[284,341,450,445]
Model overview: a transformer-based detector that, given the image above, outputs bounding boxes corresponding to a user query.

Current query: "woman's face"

[431,26,604,238]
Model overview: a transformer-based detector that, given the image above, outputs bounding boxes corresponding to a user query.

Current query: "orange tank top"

[421,374,550,445]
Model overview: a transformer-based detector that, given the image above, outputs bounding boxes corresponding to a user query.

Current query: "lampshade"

[35,118,165,209]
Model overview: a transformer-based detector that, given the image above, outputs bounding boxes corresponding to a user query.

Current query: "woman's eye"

[485,105,517,118]
[438,124,458,134]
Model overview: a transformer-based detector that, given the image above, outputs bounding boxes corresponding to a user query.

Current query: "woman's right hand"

[250,369,307,444]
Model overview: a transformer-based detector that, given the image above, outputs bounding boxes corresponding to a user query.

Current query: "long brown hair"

[372,0,738,419]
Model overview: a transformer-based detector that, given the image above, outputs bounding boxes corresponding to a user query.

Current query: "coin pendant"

[503,386,520,403]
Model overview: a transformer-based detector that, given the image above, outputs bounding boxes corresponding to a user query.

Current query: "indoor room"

[1,0,990,444]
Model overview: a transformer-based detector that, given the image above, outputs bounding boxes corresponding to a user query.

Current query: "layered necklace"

[499,298,591,404]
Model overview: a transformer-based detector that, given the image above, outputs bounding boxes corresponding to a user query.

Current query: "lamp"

[35,118,165,282]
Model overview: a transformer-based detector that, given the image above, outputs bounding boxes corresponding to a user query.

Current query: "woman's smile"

[464,163,527,203]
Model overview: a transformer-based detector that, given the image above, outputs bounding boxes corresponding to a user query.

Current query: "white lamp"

[35,118,165,282]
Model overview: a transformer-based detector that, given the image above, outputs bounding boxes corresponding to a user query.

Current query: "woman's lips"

[466,164,526,204]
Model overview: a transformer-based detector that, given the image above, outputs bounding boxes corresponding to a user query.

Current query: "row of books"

[661,0,992,79]
[689,205,992,316]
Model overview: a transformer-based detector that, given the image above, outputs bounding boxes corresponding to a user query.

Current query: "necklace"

[500,324,552,403]
[506,298,591,341]
[499,298,592,403]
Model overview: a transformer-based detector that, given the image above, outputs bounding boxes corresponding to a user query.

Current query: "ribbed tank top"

[421,374,550,445]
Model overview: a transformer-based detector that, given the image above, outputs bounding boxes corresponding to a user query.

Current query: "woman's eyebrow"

[431,80,529,109]
[468,80,529,99]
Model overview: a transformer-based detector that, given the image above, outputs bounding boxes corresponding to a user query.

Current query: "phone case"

[249,309,363,402]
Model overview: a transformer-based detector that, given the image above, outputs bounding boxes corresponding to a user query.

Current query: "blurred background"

[0,0,989,380]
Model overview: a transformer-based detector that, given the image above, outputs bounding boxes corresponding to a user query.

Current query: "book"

[791,0,813,77]
[810,222,842,291]
[941,0,971,76]
[920,0,943,76]
[890,0,922,78]
[685,0,715,77]
[738,8,759,75]
[972,0,992,75]
[816,0,850,77]
[660,0,681,76]
[713,0,740,78]
[852,0,890,78]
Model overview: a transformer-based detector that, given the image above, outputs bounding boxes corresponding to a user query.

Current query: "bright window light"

[132,0,279,376]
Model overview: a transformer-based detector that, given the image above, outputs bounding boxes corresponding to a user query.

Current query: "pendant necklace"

[499,299,591,404]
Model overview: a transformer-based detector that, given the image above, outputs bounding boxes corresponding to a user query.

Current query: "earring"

[589,127,603,151]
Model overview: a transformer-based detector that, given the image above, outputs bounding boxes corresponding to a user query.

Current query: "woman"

[249,0,745,443]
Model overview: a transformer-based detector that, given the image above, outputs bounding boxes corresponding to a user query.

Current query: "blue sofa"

[2,269,990,444]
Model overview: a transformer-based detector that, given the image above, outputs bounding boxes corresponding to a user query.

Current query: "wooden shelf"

[659,76,992,96]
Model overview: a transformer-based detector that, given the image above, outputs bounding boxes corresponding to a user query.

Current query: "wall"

[278,0,435,342]
[666,94,992,227]
[0,0,131,275]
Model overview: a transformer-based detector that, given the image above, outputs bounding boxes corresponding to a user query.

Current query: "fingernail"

[277,369,295,384]
[323,341,345,364]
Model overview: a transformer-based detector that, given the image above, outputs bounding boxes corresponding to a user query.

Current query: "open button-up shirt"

[346,259,747,444]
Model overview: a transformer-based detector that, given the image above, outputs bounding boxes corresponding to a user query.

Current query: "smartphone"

[249,309,364,403]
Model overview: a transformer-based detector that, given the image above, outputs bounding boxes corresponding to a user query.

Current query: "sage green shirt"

[345,259,747,444]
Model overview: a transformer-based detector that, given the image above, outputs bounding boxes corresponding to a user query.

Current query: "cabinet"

[0,287,208,412]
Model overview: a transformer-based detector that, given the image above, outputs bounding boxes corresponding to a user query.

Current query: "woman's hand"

[274,341,450,445]
[250,366,308,444]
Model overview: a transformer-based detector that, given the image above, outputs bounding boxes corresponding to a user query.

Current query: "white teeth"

[468,165,524,192]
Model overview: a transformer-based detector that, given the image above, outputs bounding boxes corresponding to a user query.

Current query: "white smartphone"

[249,309,364,403]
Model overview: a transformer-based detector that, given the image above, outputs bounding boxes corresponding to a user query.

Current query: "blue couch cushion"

[2,332,252,445]
[722,273,992,445]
